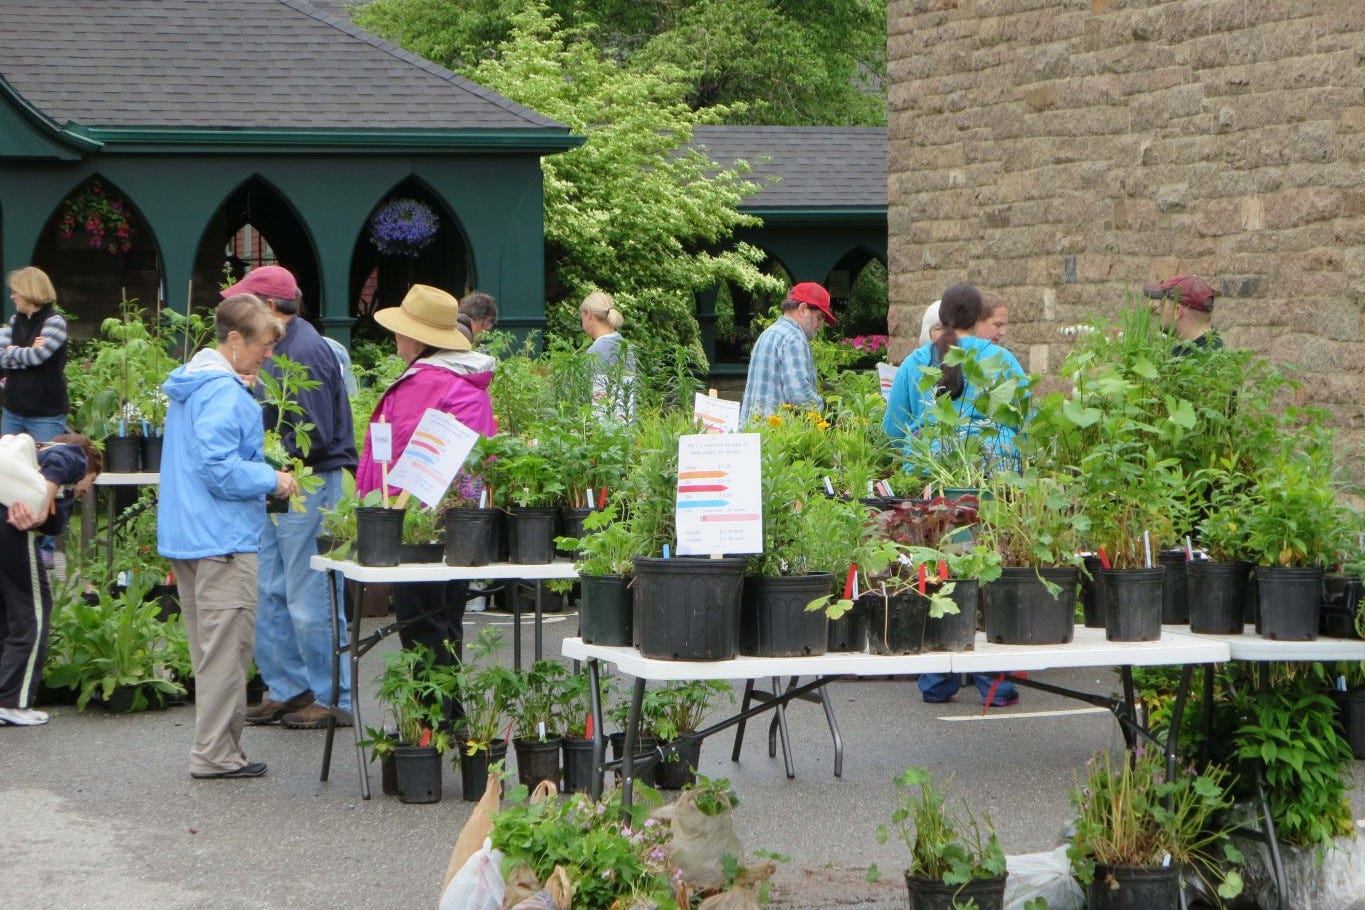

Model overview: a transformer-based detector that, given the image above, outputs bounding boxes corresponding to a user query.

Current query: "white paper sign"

[675,432,762,555]
[876,362,897,402]
[692,392,741,434]
[369,422,393,463]
[386,409,480,507]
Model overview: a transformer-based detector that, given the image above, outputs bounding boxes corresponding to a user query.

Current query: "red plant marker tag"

[918,563,927,594]
[843,564,858,599]
[584,713,594,739]
[419,727,432,748]
[938,560,949,581]
[599,488,609,507]
[1097,547,1112,570]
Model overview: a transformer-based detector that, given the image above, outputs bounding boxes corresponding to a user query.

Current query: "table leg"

[512,581,523,671]
[730,680,756,763]
[321,570,339,782]
[534,581,543,662]
[105,483,116,576]
[1199,664,1215,769]
[817,682,845,778]
[1119,666,1138,749]
[1164,664,1194,784]
[588,659,606,801]
[773,676,796,779]
[348,581,369,800]
[620,677,645,816]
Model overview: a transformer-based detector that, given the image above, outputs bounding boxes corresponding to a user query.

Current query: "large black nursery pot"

[983,566,1077,645]
[393,744,442,804]
[654,736,703,790]
[1099,567,1164,642]
[1080,554,1105,629]
[923,578,980,651]
[443,508,499,567]
[139,434,163,473]
[558,506,595,556]
[104,435,141,473]
[560,736,600,794]
[1329,689,1365,760]
[740,573,832,657]
[355,506,403,567]
[827,592,870,652]
[632,556,746,661]
[513,736,563,790]
[579,573,633,646]
[1320,574,1363,639]
[508,506,558,564]
[1256,565,1323,641]
[905,873,1007,910]
[1186,559,1251,634]
[866,588,930,655]
[459,739,508,802]
[1086,864,1179,910]
[609,732,659,787]
[1158,549,1189,623]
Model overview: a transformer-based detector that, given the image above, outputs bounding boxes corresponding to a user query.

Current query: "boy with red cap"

[739,282,835,424]
[1144,274,1221,353]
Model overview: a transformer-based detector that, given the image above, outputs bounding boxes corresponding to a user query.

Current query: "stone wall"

[888,0,1365,453]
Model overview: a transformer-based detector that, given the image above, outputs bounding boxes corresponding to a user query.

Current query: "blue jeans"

[3,410,69,561]
[255,469,351,709]
[919,673,1018,705]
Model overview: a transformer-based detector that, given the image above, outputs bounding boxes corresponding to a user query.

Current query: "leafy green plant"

[1068,749,1243,898]
[436,627,519,756]
[66,294,179,438]
[558,500,639,577]
[401,499,444,545]
[876,765,1006,888]
[509,660,570,741]
[1240,450,1351,568]
[642,680,731,742]
[258,353,326,512]
[371,643,449,751]
[978,470,1088,572]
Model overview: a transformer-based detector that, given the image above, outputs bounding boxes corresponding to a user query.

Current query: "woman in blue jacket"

[157,294,297,779]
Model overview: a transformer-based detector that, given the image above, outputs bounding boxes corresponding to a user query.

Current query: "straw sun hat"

[374,284,471,351]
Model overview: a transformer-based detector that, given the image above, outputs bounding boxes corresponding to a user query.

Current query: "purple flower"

[369,198,440,257]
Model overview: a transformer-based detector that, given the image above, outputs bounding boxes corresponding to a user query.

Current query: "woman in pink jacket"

[357,285,497,720]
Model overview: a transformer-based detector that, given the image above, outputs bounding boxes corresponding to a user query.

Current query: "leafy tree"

[353,0,886,126]
[467,3,782,353]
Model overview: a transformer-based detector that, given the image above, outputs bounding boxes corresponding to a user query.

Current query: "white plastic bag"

[0,433,48,513]
[438,838,505,910]
[1003,846,1085,910]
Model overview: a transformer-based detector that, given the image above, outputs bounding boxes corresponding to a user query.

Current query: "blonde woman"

[579,290,635,415]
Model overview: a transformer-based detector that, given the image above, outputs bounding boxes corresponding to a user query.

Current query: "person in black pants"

[0,434,101,725]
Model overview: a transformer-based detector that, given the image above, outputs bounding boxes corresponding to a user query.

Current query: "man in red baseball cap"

[739,281,835,423]
[1143,274,1222,352]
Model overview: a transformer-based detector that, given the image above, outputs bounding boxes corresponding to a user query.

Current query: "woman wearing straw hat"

[356,286,497,706]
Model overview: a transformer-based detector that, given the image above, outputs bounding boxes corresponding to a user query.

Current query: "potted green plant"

[557,667,611,794]
[508,659,569,790]
[398,498,444,563]
[559,500,637,646]
[367,643,451,804]
[354,488,404,567]
[976,470,1087,645]
[441,448,500,567]
[875,765,1008,910]
[1188,467,1257,634]
[647,680,731,790]
[317,495,356,558]
[1068,749,1243,909]
[257,352,326,514]
[437,627,518,801]
[481,430,565,564]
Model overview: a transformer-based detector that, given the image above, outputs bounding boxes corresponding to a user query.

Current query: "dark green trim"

[0,76,102,157]
[83,126,584,155]
[740,206,886,224]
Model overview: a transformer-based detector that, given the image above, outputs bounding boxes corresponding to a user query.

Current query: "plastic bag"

[1003,846,1084,910]
[1236,834,1365,910]
[439,839,505,910]
[657,790,745,891]
[0,434,48,513]
[443,772,503,898]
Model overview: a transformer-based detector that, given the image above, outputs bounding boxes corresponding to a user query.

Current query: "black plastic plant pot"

[608,732,659,787]
[1186,559,1251,634]
[139,434,162,473]
[828,594,870,652]
[654,737,702,790]
[560,736,600,794]
[1100,567,1165,642]
[867,589,929,655]
[355,506,403,567]
[1343,691,1365,759]
[1080,554,1105,629]
[443,508,499,567]
[1320,575,1363,639]
[982,567,1078,645]
[508,507,558,565]
[923,578,980,652]
[905,873,1007,910]
[398,542,444,564]
[739,573,833,657]
[1256,565,1323,641]
[579,574,633,645]
[558,506,595,557]
[393,744,442,804]
[104,435,141,473]
[1086,864,1179,910]
[380,751,399,797]
[458,739,507,802]
[632,556,746,661]
[1158,549,1189,624]
[513,736,563,791]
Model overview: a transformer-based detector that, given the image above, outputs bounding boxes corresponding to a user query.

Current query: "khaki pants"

[172,554,258,775]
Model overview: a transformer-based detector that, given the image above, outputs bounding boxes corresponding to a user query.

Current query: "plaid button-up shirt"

[739,315,821,424]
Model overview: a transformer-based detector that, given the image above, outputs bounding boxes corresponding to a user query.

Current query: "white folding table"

[84,471,160,573]
[309,555,578,799]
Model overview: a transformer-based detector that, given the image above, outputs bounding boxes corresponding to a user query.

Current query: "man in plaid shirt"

[739,282,835,424]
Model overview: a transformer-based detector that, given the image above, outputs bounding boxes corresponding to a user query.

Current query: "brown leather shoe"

[245,690,315,725]
[281,703,354,730]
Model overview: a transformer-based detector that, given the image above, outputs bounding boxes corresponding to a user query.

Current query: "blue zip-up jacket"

[157,348,277,560]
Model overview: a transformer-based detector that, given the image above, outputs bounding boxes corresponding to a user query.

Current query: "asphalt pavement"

[5,606,1363,909]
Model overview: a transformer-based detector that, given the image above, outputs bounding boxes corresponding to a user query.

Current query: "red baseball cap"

[788,282,836,325]
[1143,274,1215,312]
[221,265,300,301]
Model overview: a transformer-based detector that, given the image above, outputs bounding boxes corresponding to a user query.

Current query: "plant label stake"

[372,417,393,508]
[917,563,927,595]
[843,564,857,599]
[1142,530,1153,568]
[1097,547,1112,570]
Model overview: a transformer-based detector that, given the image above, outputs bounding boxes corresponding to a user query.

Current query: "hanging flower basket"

[368,198,440,257]
[59,181,132,254]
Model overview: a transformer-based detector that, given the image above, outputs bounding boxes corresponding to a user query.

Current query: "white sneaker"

[0,706,49,726]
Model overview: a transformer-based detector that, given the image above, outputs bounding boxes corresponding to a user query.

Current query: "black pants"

[0,526,51,709]
[394,581,468,725]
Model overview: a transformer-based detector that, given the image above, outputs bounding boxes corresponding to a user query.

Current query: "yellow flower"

[767,414,783,428]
